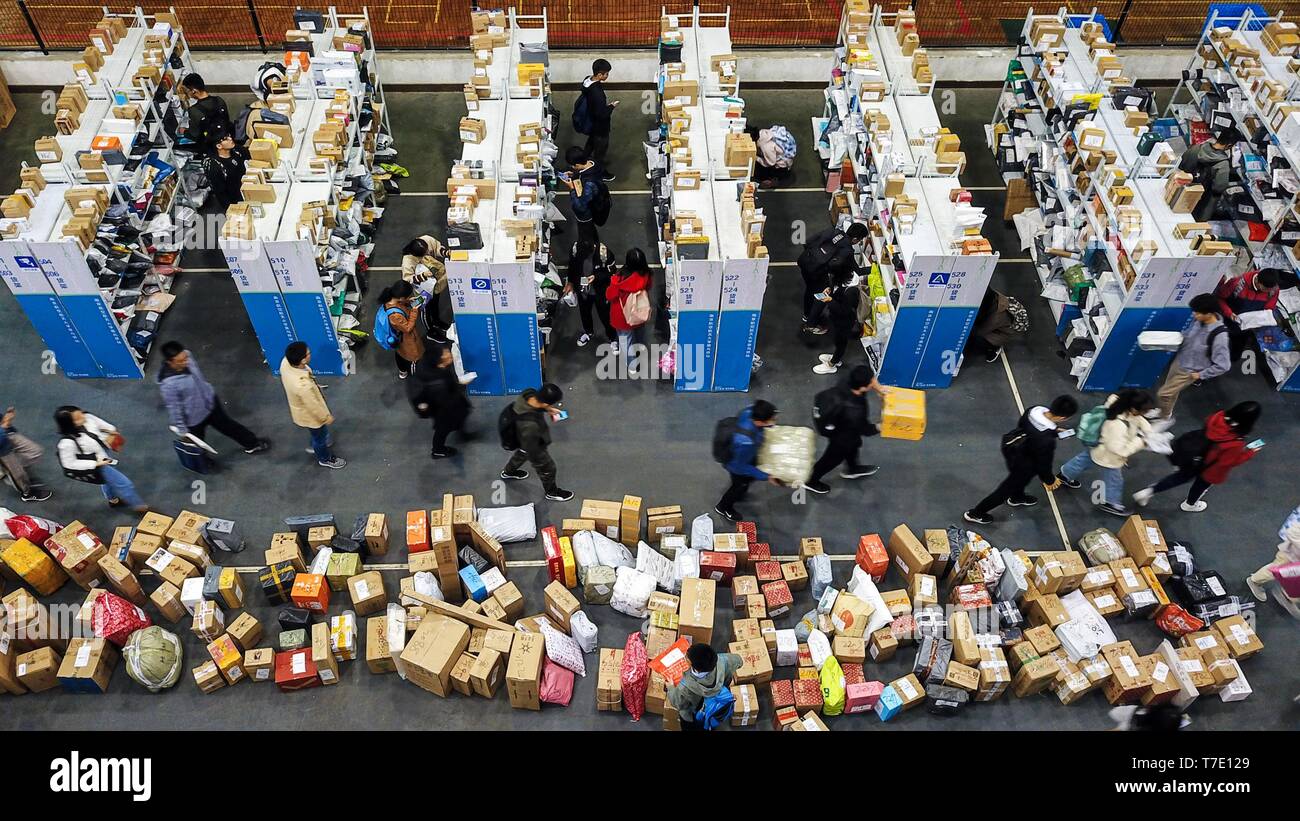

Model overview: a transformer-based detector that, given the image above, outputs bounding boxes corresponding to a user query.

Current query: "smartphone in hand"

[1246,439,1265,451]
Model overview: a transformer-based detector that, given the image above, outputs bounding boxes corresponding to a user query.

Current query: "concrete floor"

[0,83,1295,731]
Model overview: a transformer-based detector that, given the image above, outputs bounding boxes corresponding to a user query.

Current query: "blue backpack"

[373,306,403,350]
[696,686,736,730]
[572,89,593,135]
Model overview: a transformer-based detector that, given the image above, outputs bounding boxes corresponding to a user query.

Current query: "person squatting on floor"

[667,643,743,731]
[499,383,573,502]
[805,364,889,495]
[963,395,1078,525]
[1132,402,1263,513]
[714,400,783,522]
[158,342,271,454]
[1053,389,1154,518]
[279,341,345,470]
[54,405,148,514]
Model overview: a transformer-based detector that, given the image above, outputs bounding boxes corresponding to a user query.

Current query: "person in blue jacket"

[715,400,782,522]
[561,146,602,247]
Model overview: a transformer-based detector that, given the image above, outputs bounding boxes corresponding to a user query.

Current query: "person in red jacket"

[1215,268,1281,359]
[1133,401,1262,512]
[605,248,652,372]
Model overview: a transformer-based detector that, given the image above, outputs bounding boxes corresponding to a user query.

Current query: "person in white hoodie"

[1055,389,1153,517]
[1245,506,1300,617]
[54,405,148,513]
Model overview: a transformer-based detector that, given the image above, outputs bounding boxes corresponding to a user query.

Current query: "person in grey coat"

[1155,293,1231,422]
[668,643,743,731]
[1178,126,1240,222]
[158,341,270,454]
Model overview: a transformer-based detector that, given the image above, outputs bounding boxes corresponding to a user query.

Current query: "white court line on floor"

[1001,350,1072,550]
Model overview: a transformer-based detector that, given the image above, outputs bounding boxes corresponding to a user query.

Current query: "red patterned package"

[748,542,772,562]
[1154,604,1204,638]
[540,657,575,706]
[92,590,151,647]
[3,513,62,546]
[736,521,757,545]
[620,632,650,721]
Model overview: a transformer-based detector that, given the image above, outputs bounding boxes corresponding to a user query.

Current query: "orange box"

[90,135,122,152]
[406,510,429,553]
[206,634,245,685]
[290,573,330,612]
[856,534,889,582]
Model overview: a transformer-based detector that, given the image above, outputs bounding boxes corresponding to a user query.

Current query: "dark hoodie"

[820,371,878,445]
[1200,411,1257,484]
[510,389,552,460]
[1006,405,1061,484]
[407,350,470,427]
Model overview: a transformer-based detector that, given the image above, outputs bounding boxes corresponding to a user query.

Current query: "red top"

[1200,411,1258,484]
[605,270,651,330]
[1214,271,1279,321]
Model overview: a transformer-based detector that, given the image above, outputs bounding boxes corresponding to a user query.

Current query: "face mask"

[690,668,710,680]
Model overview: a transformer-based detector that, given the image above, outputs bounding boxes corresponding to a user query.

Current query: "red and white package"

[92,591,152,647]
[539,658,575,706]
[649,637,692,686]
[1271,562,1300,599]
[1154,603,1204,638]
[620,632,650,721]
[3,513,62,546]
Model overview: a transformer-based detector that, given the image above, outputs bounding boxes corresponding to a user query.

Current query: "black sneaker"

[317,457,347,470]
[20,488,52,502]
[713,505,740,522]
[1099,502,1130,517]
[244,439,272,454]
[804,480,831,495]
[840,465,880,479]
[545,488,575,501]
[1056,473,1081,489]
[432,447,458,459]
[501,469,529,480]
[963,510,994,525]
[1006,494,1039,507]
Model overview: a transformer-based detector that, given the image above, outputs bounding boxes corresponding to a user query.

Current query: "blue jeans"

[1060,449,1124,504]
[99,465,144,508]
[310,425,333,462]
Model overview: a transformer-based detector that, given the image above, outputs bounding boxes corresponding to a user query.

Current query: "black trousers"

[799,264,824,321]
[810,437,862,483]
[830,322,853,365]
[505,448,559,494]
[423,289,448,338]
[432,422,455,451]
[965,333,998,357]
[718,473,754,512]
[971,467,1037,515]
[1150,467,1213,503]
[395,353,413,375]
[190,396,259,451]
[575,217,599,248]
[578,293,612,338]
[585,132,610,173]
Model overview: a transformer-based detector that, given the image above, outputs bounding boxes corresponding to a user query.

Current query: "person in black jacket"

[798,222,868,332]
[501,384,573,501]
[963,395,1079,525]
[566,239,615,347]
[813,261,863,375]
[578,59,617,181]
[561,146,602,247]
[805,364,890,495]
[203,126,249,210]
[180,73,231,153]
[408,345,471,459]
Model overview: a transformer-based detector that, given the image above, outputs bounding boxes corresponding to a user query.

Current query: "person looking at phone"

[1133,401,1263,512]
[54,405,148,513]
[499,383,573,502]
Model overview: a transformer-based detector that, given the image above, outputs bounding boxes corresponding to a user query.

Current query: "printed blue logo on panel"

[927,272,950,286]
[471,278,491,291]
[15,256,38,269]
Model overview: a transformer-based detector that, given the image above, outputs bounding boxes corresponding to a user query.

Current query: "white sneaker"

[1180,500,1208,513]
[813,362,840,375]
[577,333,591,347]
[1245,575,1268,602]
[818,353,835,363]
[1132,487,1154,507]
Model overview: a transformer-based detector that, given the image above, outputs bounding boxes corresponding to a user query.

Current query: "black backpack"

[812,388,844,437]
[1205,325,1227,359]
[798,230,846,273]
[592,179,612,227]
[498,405,521,451]
[1000,425,1030,466]
[571,88,593,135]
[1169,428,1211,469]
[712,417,740,464]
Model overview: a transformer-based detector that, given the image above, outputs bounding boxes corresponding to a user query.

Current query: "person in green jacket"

[668,643,742,731]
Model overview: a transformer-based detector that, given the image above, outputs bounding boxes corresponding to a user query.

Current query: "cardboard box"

[881,387,926,440]
[227,612,263,651]
[889,525,933,581]
[561,518,596,538]
[645,505,684,543]
[245,648,274,682]
[56,637,117,693]
[597,647,624,711]
[1118,516,1164,567]
[16,646,62,692]
[400,617,470,696]
[149,581,186,624]
[365,616,396,674]
[619,495,643,547]
[678,577,716,644]
[347,570,387,615]
[1012,656,1058,697]
[580,499,622,540]
[208,634,246,685]
[781,560,809,591]
[830,591,874,638]
[506,632,545,710]
[193,660,226,694]
[800,537,823,560]
[290,573,330,612]
[544,580,581,632]
[469,648,505,698]
[273,649,318,691]
[1213,615,1263,659]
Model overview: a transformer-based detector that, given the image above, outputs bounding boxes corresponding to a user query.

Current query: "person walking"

[575,58,617,181]
[1133,401,1262,513]
[565,239,615,348]
[1245,506,1299,613]
[714,400,782,522]
[667,643,743,731]
[805,364,889,495]
[606,248,653,365]
[1215,267,1283,359]
[179,73,231,153]
[561,146,604,248]
[963,395,1078,525]
[376,280,424,379]
[409,344,472,459]
[1054,389,1154,517]
[499,383,573,501]
[797,221,868,332]
[279,341,344,470]
[54,406,148,513]
[1154,293,1231,423]
[813,261,862,375]
[401,234,450,344]
[158,342,271,454]
[0,406,52,502]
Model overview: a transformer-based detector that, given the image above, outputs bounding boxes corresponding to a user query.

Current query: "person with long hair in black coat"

[407,344,472,459]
